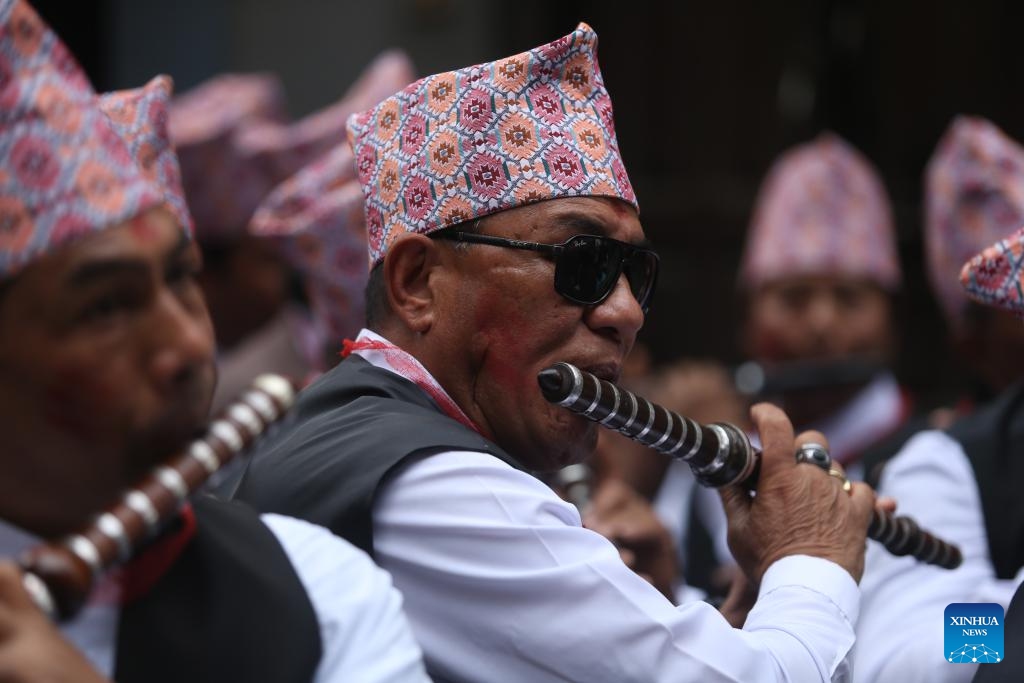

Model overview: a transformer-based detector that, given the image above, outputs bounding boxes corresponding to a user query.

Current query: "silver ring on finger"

[794,442,832,472]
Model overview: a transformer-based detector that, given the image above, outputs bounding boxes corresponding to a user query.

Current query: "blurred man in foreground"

[0,3,428,680]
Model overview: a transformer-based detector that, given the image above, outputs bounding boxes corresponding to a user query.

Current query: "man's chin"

[530,420,598,472]
[127,411,210,476]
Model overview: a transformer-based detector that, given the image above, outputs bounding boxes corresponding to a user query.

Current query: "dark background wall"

[33,0,1024,408]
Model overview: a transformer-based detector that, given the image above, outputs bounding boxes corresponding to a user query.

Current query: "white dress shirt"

[0,512,429,682]
[854,430,1024,683]
[355,330,861,682]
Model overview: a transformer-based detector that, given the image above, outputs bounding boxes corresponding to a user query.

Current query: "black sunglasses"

[434,231,659,312]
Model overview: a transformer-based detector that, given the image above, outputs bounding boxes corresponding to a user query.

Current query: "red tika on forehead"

[345,22,639,267]
[0,0,167,278]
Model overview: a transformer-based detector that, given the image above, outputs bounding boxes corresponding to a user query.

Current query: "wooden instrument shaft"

[18,374,295,622]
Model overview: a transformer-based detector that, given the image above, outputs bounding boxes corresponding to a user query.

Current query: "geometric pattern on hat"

[0,0,165,279]
[346,22,638,266]
[739,132,901,291]
[925,116,1024,329]
[960,225,1024,318]
[172,50,415,242]
[250,143,368,343]
[98,75,193,236]
[169,72,288,240]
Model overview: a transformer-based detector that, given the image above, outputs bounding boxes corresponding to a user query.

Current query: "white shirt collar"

[352,328,402,374]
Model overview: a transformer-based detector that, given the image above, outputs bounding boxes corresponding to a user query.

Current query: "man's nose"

[148,290,215,393]
[585,273,645,350]
[804,293,841,351]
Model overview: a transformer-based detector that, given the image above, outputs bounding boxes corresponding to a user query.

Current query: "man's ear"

[383,234,444,334]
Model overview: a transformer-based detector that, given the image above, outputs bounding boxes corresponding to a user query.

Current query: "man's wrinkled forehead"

[486,196,647,246]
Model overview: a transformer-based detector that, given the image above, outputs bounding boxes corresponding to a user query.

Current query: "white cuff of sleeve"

[759,554,860,626]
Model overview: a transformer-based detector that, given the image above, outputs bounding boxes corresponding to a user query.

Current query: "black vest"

[234,354,525,557]
[946,381,1024,581]
[973,583,1023,682]
[114,495,321,683]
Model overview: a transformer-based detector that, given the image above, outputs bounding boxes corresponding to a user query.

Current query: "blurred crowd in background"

[33,0,1024,404]
[26,0,1024,600]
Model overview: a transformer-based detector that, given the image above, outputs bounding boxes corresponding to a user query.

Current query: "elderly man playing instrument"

[236,23,877,682]
[0,2,428,681]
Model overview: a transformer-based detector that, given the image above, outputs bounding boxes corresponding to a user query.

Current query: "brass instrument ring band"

[21,572,56,619]
[693,424,731,476]
[243,391,277,422]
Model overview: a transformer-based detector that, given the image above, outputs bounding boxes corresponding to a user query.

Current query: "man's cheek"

[472,296,538,396]
[748,323,792,362]
[43,365,121,440]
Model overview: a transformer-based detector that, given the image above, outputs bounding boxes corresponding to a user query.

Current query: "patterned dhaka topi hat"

[347,22,638,266]
[235,49,415,191]
[926,116,1024,331]
[169,72,288,241]
[739,132,901,291]
[98,75,193,236]
[172,50,415,243]
[961,225,1024,317]
[250,142,368,345]
[0,0,171,279]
